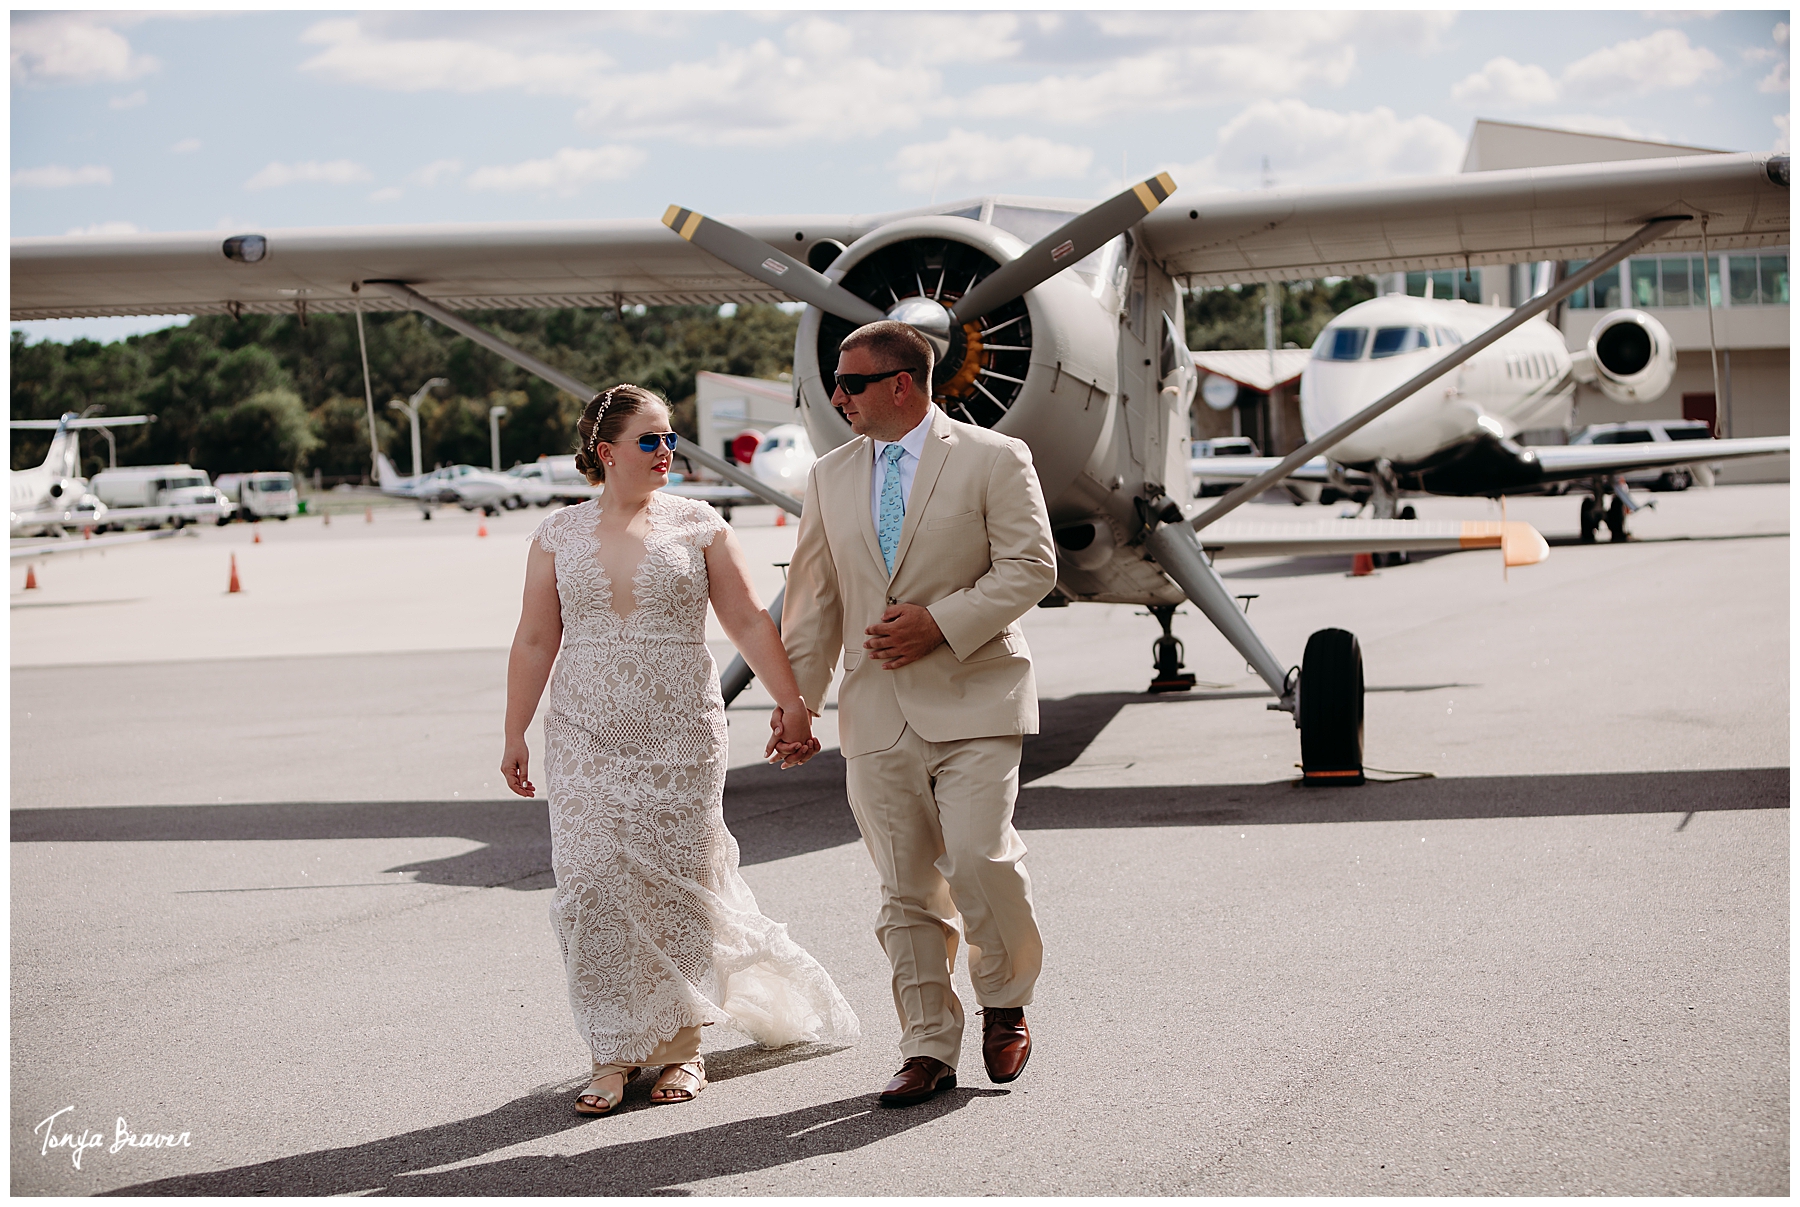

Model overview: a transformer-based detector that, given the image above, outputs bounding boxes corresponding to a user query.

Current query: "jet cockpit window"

[1370,327,1430,358]
[1434,326,1463,347]
[1591,430,1655,444]
[1313,327,1368,361]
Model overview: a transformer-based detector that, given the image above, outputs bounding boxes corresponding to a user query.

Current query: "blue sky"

[11,8,1790,343]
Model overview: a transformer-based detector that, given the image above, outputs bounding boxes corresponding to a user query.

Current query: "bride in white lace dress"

[501,384,857,1117]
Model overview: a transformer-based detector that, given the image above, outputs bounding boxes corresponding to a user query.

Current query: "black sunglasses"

[833,368,907,396]
[635,432,679,452]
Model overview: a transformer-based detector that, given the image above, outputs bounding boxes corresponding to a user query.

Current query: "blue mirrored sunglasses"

[636,432,679,452]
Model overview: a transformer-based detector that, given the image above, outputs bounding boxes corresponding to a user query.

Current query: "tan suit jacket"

[783,406,1058,759]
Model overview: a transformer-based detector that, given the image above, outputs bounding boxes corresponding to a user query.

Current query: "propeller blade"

[951,173,1177,326]
[662,206,886,326]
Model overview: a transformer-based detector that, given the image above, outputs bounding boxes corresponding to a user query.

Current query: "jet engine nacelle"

[1574,308,1676,404]
[794,215,1119,507]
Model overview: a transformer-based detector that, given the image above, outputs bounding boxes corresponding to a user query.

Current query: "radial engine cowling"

[794,215,1119,506]
[1577,308,1676,404]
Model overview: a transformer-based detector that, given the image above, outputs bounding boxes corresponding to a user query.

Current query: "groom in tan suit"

[772,320,1058,1107]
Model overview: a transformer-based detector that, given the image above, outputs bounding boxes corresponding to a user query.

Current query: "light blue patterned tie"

[877,443,906,575]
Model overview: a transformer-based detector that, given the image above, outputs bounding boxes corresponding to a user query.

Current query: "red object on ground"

[1351,552,1375,576]
[228,554,242,594]
[24,564,38,590]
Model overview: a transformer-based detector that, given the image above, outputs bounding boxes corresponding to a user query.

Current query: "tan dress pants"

[844,725,1043,1069]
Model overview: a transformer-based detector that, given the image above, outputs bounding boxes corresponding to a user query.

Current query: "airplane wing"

[1189,455,1348,485]
[10,529,180,558]
[660,481,784,505]
[1142,151,1787,286]
[1528,435,1790,482]
[1196,518,1549,567]
[13,153,1784,320]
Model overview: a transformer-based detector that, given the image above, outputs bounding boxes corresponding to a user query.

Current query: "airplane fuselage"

[1301,295,1574,472]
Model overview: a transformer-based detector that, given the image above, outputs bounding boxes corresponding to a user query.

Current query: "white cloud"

[1778,22,1790,47]
[1759,61,1788,93]
[1162,100,1464,191]
[298,18,609,95]
[1561,29,1721,99]
[244,160,373,191]
[12,164,113,188]
[1774,115,1790,153]
[171,138,201,154]
[109,89,147,110]
[891,130,1093,194]
[65,221,140,236]
[1451,57,1559,108]
[464,146,646,195]
[10,14,158,85]
[575,39,938,146]
[409,159,463,187]
[369,187,405,203]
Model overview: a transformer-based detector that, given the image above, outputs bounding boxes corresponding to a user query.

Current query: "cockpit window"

[1313,327,1369,361]
[1435,326,1463,347]
[1370,327,1431,358]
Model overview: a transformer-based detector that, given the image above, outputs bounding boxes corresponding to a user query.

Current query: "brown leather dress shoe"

[980,1007,1031,1083]
[877,1056,956,1108]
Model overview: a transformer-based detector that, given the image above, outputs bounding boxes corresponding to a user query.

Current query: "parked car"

[1570,419,1716,490]
[89,464,234,528]
[213,471,299,520]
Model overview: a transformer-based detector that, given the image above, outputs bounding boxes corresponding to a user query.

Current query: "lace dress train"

[532,495,859,1066]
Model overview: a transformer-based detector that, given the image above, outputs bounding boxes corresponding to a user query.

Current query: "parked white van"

[89,464,233,528]
[213,471,299,520]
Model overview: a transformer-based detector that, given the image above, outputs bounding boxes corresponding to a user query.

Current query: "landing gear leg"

[1579,494,1601,543]
[1147,604,1196,694]
[1370,460,1409,565]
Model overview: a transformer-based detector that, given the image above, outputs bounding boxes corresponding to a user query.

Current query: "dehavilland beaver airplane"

[11,149,1788,781]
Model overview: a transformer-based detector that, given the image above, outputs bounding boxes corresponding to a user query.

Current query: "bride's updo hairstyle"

[574,384,668,484]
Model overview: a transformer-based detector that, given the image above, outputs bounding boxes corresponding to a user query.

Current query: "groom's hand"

[865,603,944,669]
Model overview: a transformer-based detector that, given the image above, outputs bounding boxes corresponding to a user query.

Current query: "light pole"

[489,405,509,471]
[387,377,447,478]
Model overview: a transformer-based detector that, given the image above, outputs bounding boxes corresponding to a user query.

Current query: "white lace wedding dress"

[531,493,859,1066]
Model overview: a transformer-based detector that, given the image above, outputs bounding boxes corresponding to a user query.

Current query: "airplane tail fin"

[47,414,78,481]
[375,452,400,489]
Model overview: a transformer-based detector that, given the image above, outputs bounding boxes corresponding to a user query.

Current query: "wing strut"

[362,280,801,517]
[1187,215,1689,533]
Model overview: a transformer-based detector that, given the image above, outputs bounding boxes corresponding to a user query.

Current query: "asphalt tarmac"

[10,484,1789,1195]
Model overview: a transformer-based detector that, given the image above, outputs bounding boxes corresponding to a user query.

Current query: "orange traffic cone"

[24,564,38,590]
[1351,552,1375,576]
[323,509,331,527]
[775,511,787,527]
[228,553,242,594]
[364,506,373,524]
[252,526,262,544]
[477,521,488,538]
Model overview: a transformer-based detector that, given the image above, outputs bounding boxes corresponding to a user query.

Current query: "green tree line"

[10,303,800,478]
[1185,277,1378,353]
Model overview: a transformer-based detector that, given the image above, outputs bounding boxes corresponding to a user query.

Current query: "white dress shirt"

[870,406,938,530]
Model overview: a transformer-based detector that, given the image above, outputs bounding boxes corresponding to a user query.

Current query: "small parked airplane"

[1189,292,1790,541]
[9,411,150,536]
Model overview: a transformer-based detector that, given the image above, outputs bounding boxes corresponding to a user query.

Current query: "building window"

[1406,269,1482,302]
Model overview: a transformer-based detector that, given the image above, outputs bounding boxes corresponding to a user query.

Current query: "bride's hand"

[766,705,818,769]
[501,736,535,797]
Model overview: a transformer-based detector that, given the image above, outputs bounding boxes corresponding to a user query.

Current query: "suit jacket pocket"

[842,647,864,672]
[963,631,1023,663]
[926,509,979,531]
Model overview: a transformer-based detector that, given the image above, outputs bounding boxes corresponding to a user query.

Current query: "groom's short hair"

[839,321,934,400]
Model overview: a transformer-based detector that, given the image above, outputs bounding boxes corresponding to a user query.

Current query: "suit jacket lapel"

[849,436,886,574]
[889,408,954,578]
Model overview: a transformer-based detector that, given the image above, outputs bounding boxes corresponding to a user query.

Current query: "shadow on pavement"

[104,1071,1000,1196]
[14,686,1786,888]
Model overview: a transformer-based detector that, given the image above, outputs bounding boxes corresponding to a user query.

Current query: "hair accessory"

[584,387,621,459]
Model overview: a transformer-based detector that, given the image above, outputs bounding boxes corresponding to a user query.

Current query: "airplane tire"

[1579,497,1600,543]
[1299,628,1364,786]
[1606,496,1627,542]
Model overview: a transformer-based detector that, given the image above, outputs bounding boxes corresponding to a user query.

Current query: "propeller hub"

[885,296,952,358]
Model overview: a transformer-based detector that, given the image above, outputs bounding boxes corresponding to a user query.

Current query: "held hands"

[864,602,944,669]
[501,736,535,798]
[765,704,822,770]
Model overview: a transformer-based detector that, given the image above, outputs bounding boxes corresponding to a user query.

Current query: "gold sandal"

[649,1059,707,1104]
[574,1065,639,1116]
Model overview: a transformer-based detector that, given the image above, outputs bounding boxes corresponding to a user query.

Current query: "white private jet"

[1190,291,1790,541]
[13,149,1788,782]
[9,411,150,537]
